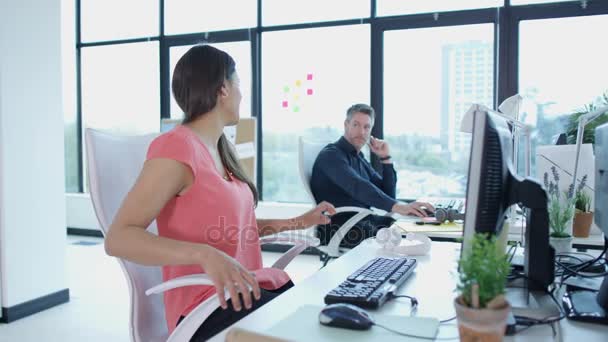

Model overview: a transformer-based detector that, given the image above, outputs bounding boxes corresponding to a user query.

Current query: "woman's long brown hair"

[172,44,258,206]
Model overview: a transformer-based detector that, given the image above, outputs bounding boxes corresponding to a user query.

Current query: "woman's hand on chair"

[296,201,337,228]
[199,246,261,311]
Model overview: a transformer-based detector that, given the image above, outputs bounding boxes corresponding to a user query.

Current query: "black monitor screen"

[462,108,514,255]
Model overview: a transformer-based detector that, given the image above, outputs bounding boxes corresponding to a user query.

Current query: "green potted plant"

[565,93,608,145]
[573,175,593,238]
[544,166,575,253]
[455,233,511,342]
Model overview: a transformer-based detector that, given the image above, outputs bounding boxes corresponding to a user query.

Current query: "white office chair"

[298,137,377,262]
[86,128,319,342]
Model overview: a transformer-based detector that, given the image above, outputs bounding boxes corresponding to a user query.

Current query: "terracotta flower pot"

[454,297,511,342]
[573,212,594,238]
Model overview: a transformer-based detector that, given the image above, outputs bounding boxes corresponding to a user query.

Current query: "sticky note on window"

[307,73,313,80]
[283,86,290,93]
[282,100,288,108]
[295,80,302,87]
[307,89,313,95]
[293,106,300,112]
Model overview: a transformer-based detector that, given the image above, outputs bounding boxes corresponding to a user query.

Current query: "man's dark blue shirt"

[310,136,397,212]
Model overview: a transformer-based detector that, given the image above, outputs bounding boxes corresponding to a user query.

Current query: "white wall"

[0,0,67,308]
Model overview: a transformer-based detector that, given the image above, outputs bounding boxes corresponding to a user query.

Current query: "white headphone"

[375,227,431,256]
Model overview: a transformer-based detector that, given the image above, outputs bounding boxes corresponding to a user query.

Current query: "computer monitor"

[462,107,555,292]
[562,123,608,324]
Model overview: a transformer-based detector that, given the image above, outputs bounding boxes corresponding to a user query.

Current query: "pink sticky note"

[307,89,313,95]
[282,100,288,108]
[307,73,313,80]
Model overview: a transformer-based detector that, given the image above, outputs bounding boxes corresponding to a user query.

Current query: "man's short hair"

[346,103,375,122]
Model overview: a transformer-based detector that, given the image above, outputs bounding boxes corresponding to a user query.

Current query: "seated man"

[311,103,433,248]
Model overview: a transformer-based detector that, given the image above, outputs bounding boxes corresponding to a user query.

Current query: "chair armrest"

[145,274,214,296]
[162,278,249,342]
[325,210,373,258]
[260,232,320,247]
[167,294,221,342]
[260,232,320,270]
[334,206,375,215]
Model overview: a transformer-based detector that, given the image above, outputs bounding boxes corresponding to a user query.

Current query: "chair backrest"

[298,137,329,204]
[85,128,167,342]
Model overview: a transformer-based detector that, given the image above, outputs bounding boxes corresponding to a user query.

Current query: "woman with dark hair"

[104,44,335,341]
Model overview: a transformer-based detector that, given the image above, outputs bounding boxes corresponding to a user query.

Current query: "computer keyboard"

[324,257,417,309]
[424,197,465,211]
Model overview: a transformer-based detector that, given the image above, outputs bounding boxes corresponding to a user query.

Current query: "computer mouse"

[318,303,374,330]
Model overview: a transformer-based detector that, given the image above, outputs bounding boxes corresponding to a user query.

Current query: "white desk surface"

[211,240,608,341]
[393,219,606,248]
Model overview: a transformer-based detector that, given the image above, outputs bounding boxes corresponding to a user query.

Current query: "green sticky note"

[293,106,300,112]
[283,86,290,93]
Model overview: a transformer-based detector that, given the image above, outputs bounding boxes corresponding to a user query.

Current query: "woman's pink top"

[146,125,290,332]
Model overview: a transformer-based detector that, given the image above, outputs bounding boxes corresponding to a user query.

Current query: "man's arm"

[367,136,397,198]
[369,160,397,199]
[316,148,397,212]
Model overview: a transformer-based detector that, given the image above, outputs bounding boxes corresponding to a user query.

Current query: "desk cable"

[384,292,459,339]
[386,293,457,323]
[386,292,418,309]
[506,272,567,335]
[555,243,608,287]
[372,322,459,340]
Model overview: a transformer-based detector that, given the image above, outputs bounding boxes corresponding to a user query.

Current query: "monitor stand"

[509,178,555,292]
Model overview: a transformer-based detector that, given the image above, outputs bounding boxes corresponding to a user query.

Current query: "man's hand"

[368,136,390,159]
[391,201,435,217]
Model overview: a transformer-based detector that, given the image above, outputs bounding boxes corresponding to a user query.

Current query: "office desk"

[211,240,607,341]
[393,219,606,249]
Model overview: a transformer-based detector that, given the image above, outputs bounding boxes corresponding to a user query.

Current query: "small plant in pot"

[544,166,575,254]
[573,175,594,238]
[455,233,511,342]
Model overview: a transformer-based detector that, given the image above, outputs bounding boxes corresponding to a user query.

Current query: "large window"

[64,109,79,193]
[384,24,494,200]
[263,0,369,27]
[165,0,257,35]
[169,42,252,119]
[80,42,160,190]
[69,0,608,205]
[512,0,573,5]
[377,0,502,16]
[81,42,160,134]
[262,25,370,202]
[519,14,608,176]
[80,0,158,42]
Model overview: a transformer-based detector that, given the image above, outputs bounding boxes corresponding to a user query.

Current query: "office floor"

[0,236,322,342]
